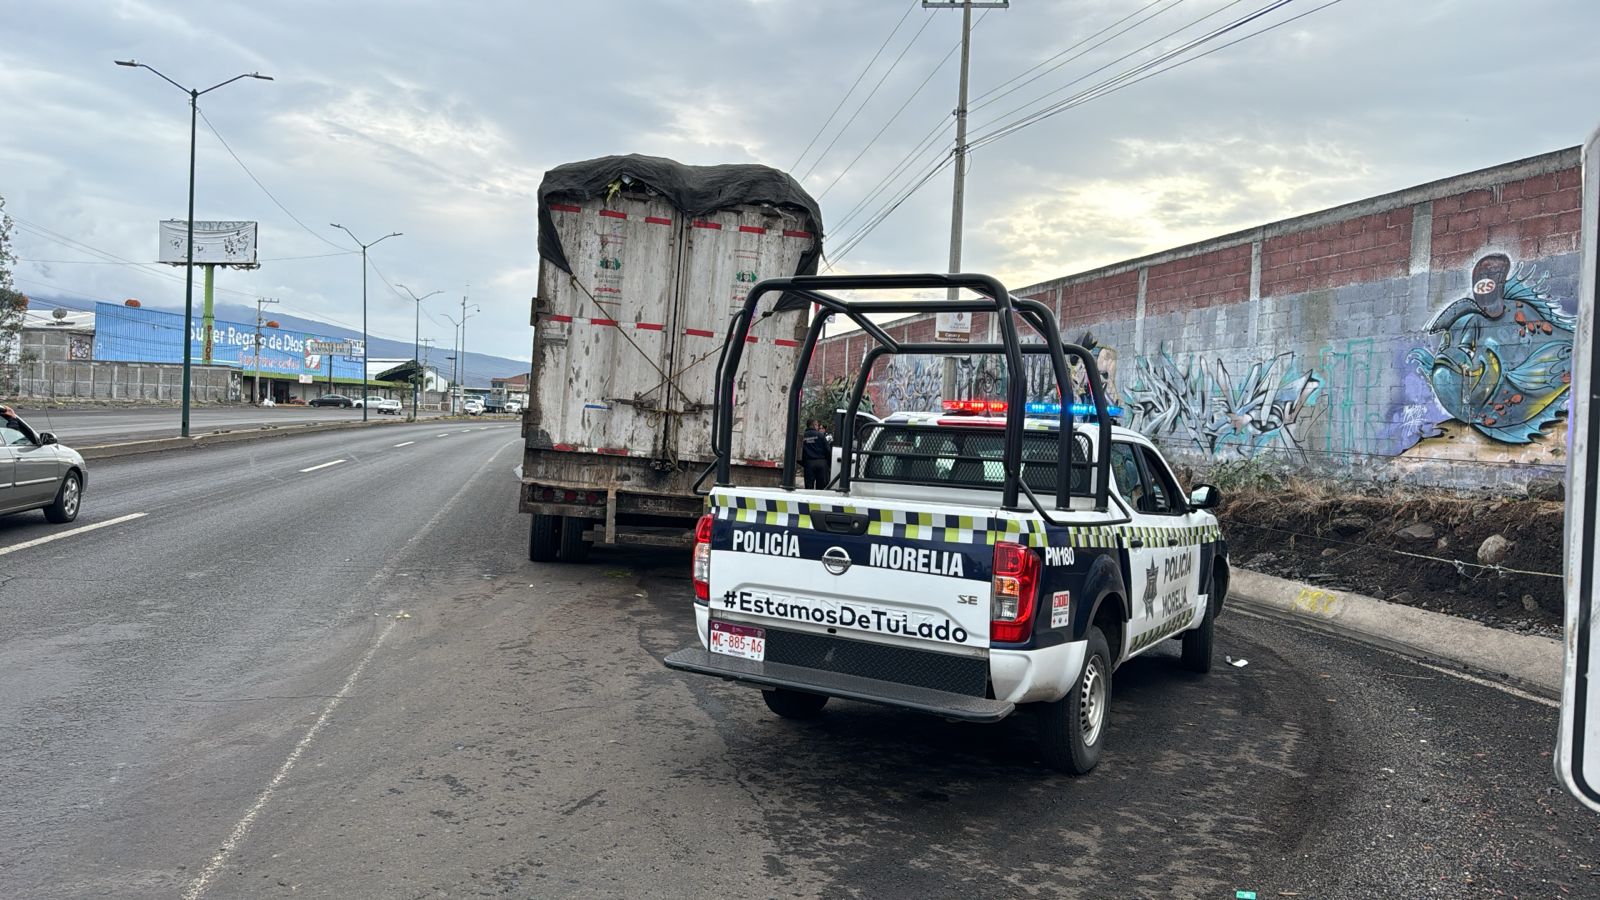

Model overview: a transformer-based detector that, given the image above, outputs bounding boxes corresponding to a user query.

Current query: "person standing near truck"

[801,419,831,489]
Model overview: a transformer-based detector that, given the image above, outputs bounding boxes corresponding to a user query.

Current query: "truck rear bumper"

[662,647,1016,723]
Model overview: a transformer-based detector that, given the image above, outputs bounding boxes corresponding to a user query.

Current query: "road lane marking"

[437,433,449,437]
[393,441,415,447]
[183,437,521,898]
[0,512,146,557]
[180,618,399,900]
[1410,660,1558,708]
[298,459,347,473]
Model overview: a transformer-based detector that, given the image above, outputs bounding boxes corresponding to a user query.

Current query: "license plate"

[709,620,765,661]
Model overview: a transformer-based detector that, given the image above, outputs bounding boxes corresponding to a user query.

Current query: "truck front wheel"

[1036,625,1110,775]
[529,514,559,562]
[762,688,828,720]
[1179,600,1215,674]
[556,516,592,562]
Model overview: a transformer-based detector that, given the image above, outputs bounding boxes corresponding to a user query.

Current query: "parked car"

[310,394,354,408]
[368,397,402,415]
[463,397,485,416]
[0,407,85,524]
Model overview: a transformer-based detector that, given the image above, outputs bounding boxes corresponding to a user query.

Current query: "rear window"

[857,424,1091,494]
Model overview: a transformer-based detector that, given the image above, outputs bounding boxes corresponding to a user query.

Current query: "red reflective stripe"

[634,322,664,331]
[744,336,760,343]
[589,318,618,326]
[549,203,581,213]
[738,225,766,234]
[746,460,780,468]
[644,216,672,225]
[546,314,573,323]
[598,209,627,219]
[684,328,716,338]
[772,338,799,347]
[596,447,628,456]
[552,443,577,451]
[692,220,722,230]
[781,229,812,238]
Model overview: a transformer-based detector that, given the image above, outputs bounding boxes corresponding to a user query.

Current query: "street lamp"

[442,306,479,415]
[396,283,441,422]
[329,224,401,422]
[114,59,271,437]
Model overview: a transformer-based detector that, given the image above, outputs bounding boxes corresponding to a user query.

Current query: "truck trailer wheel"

[762,688,828,720]
[1036,625,1110,775]
[529,514,559,562]
[556,516,592,563]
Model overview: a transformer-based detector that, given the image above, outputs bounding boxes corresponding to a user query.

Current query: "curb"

[78,417,414,460]
[1227,568,1562,698]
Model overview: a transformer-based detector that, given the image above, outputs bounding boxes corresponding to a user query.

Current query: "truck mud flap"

[663,647,1015,723]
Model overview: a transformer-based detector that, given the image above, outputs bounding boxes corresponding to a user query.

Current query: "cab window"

[1135,445,1184,516]
[1109,443,1145,510]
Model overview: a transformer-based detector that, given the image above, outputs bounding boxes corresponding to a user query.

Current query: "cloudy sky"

[4,0,1598,365]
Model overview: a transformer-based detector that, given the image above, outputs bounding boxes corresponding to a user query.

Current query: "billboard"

[158,220,258,265]
[91,302,367,382]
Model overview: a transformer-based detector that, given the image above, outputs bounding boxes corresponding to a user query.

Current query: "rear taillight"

[692,514,714,601]
[991,540,1040,643]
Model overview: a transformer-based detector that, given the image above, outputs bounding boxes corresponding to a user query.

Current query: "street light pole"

[397,284,441,422]
[253,296,278,405]
[330,224,401,422]
[114,60,271,437]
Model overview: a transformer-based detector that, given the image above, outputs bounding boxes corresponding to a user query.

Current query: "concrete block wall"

[807,148,1583,491]
[18,361,240,403]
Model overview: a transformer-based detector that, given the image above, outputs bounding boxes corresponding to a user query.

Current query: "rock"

[1477,534,1513,567]
[1436,537,1450,551]
[1321,547,1339,558]
[1248,552,1278,568]
[1390,591,1414,605]
[1522,594,1540,613]
[1527,478,1564,502]
[1396,522,1436,542]
[1329,515,1371,537]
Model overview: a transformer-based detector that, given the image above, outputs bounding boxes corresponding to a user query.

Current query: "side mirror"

[1189,483,1220,511]
[38,432,58,446]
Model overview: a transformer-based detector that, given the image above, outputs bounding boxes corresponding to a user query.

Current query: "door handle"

[1129,538,1144,548]
[1168,538,1179,546]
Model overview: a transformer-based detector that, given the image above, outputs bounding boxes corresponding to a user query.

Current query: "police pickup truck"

[664,273,1229,774]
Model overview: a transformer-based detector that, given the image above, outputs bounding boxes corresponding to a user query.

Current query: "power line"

[798,10,938,182]
[195,107,353,252]
[815,8,992,203]
[789,0,920,173]
[829,114,951,234]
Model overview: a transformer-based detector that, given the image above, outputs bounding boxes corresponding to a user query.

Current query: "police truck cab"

[664,274,1228,774]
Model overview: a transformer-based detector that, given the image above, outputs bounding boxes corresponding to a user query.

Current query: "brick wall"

[806,147,1585,491]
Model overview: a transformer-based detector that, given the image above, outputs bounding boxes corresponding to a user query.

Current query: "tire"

[44,471,81,524]
[529,513,559,562]
[762,688,828,720]
[555,516,592,563]
[1037,625,1111,775]
[1180,600,1215,674]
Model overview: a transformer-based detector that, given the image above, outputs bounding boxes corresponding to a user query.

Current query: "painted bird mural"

[1409,253,1574,444]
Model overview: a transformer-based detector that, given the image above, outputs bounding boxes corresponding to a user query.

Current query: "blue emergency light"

[1024,401,1124,418]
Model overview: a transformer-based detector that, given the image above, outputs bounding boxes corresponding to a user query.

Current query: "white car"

[369,397,402,415]
[463,397,485,416]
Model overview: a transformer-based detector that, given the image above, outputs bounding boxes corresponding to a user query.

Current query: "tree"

[800,376,870,433]
[0,196,30,393]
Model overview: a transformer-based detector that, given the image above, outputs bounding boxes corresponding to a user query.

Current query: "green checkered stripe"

[1128,608,1197,653]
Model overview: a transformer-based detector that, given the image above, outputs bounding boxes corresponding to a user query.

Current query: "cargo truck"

[521,155,823,561]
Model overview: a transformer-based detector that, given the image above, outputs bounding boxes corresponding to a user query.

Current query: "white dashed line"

[0,512,147,557]
[437,433,450,438]
[393,441,415,447]
[298,459,347,473]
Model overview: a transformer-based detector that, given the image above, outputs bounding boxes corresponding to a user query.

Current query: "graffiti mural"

[1125,346,1322,457]
[1408,253,1574,444]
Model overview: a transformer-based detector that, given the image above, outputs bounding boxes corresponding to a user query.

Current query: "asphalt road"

[7,405,465,444]
[0,426,1596,898]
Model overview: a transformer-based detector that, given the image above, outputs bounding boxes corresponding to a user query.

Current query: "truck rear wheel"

[529,514,559,562]
[1037,625,1110,775]
[762,688,828,720]
[556,516,592,562]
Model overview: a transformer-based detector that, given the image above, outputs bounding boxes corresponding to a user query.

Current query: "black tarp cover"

[536,154,823,310]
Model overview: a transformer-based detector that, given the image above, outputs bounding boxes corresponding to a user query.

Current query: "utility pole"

[923,2,1008,401]
[330,224,402,422]
[253,296,278,405]
[397,284,441,422]
[419,338,437,412]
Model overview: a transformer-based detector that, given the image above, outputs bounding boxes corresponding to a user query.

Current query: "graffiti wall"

[812,149,1583,490]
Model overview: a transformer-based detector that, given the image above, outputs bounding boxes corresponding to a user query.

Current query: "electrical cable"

[195,107,354,252]
[789,0,920,173]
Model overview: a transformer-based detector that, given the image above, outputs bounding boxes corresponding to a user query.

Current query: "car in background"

[310,394,354,408]
[463,397,485,416]
[368,397,402,415]
[504,399,523,414]
[0,408,85,524]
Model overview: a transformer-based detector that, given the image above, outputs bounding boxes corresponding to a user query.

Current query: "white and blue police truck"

[665,274,1229,774]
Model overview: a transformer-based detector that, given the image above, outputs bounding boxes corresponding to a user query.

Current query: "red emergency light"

[941,399,1007,414]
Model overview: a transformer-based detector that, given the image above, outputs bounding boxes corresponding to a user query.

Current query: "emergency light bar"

[941,399,1008,414]
[1025,401,1124,418]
